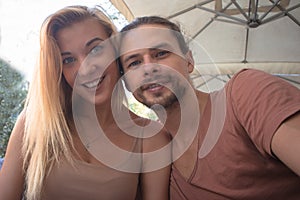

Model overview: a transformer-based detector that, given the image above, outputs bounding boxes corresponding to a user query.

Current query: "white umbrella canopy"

[110,0,300,90]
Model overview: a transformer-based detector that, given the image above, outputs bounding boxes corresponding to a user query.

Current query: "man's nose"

[143,55,160,76]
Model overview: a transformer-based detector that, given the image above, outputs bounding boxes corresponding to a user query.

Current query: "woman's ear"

[185,50,194,73]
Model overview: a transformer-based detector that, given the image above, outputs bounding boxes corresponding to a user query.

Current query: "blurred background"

[1,0,299,157]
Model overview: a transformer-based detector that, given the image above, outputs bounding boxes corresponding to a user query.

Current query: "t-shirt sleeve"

[228,69,300,156]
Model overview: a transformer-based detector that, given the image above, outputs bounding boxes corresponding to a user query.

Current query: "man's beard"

[136,79,186,110]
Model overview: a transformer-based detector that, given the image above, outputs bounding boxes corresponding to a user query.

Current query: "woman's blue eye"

[90,45,103,55]
[62,57,76,65]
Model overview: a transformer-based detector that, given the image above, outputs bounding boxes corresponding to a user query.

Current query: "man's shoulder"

[231,68,270,81]
[226,68,277,91]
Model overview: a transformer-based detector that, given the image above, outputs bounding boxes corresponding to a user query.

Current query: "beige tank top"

[42,132,143,200]
[42,158,141,200]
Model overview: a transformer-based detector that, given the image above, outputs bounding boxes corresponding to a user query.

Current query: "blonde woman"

[0,6,171,200]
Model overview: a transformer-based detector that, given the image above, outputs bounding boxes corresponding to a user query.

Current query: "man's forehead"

[120,26,181,55]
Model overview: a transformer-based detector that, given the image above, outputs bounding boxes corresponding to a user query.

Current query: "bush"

[0,59,28,157]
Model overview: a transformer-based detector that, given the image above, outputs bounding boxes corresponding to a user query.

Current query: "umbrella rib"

[194,77,213,89]
[231,0,249,20]
[269,0,300,26]
[194,75,219,89]
[254,0,260,17]
[192,20,213,39]
[227,74,232,80]
[259,0,281,21]
[214,75,231,83]
[167,0,214,19]
[192,2,234,39]
[213,18,246,26]
[167,5,197,19]
[197,6,248,24]
[247,0,252,20]
[254,0,259,14]
[261,3,300,25]
[243,28,249,64]
[195,75,230,89]
[277,75,300,85]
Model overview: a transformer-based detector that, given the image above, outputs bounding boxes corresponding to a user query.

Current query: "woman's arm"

[271,111,300,176]
[141,125,172,200]
[0,113,25,200]
[141,165,170,200]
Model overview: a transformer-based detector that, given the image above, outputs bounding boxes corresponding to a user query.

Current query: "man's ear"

[185,50,194,73]
[117,59,124,76]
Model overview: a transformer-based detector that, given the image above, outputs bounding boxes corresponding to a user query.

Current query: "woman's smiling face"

[56,18,119,106]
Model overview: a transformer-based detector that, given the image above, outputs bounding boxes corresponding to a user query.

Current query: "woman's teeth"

[83,77,103,88]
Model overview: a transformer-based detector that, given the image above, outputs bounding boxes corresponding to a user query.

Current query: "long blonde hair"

[22,5,118,200]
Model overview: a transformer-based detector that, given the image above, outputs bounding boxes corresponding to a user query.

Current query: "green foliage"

[0,59,28,157]
[128,98,158,121]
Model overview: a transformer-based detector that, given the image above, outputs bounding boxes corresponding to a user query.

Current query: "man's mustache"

[141,74,172,86]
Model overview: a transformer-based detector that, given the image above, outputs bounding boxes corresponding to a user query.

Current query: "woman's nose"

[77,56,97,76]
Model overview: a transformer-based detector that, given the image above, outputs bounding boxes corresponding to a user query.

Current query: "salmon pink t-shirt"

[171,69,300,200]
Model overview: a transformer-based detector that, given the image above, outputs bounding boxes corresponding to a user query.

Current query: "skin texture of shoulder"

[141,120,171,200]
[128,113,171,199]
[0,111,25,200]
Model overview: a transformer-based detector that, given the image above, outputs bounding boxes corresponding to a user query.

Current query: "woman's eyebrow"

[61,52,71,56]
[86,37,104,47]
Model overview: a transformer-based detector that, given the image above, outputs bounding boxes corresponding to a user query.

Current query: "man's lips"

[142,83,160,90]
[141,81,169,92]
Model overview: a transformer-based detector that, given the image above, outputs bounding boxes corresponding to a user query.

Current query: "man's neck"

[155,90,208,136]
[155,101,182,135]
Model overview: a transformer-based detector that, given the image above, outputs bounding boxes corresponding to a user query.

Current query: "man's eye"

[128,60,141,68]
[62,57,76,65]
[156,50,169,58]
[90,45,103,55]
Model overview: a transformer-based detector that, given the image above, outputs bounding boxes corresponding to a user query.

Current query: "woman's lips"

[82,76,104,89]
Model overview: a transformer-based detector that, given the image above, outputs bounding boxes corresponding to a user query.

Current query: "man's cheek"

[124,77,138,92]
[123,68,145,91]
